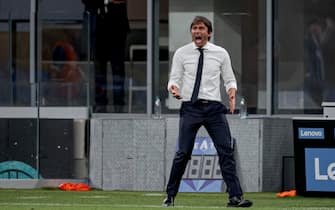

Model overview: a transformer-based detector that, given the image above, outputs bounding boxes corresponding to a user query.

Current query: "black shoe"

[227,196,253,208]
[162,195,174,207]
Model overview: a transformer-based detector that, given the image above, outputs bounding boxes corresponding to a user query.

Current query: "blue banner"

[305,148,335,192]
[179,179,223,192]
[179,137,223,192]
[192,137,217,155]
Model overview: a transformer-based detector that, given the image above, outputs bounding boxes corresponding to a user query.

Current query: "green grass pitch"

[0,189,334,210]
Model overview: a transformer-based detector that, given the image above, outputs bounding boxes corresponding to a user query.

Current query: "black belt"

[183,99,216,105]
[197,99,210,104]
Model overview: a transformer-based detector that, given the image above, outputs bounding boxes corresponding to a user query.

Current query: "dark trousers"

[94,56,125,106]
[94,19,127,107]
[166,100,243,198]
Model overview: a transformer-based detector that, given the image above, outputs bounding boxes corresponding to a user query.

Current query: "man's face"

[191,22,211,48]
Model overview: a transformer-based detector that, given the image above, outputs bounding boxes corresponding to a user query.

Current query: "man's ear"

[208,32,212,40]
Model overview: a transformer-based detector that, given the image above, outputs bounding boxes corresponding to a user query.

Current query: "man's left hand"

[228,88,236,114]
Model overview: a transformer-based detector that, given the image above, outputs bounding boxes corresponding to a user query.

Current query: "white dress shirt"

[167,42,237,102]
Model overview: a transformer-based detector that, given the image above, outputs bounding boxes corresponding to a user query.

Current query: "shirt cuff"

[225,82,237,93]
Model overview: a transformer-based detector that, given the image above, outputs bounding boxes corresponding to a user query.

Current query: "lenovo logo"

[314,158,335,181]
[298,128,324,139]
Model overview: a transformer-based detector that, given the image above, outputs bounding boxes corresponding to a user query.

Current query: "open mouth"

[195,35,202,44]
[195,35,202,40]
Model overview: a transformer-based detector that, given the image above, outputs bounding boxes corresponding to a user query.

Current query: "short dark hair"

[190,16,213,34]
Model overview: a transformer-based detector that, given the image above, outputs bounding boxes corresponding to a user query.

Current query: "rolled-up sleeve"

[221,50,237,93]
[167,50,183,91]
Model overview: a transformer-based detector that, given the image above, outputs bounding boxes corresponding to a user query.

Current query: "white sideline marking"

[0,202,224,209]
[1,203,335,210]
[143,193,163,197]
[78,195,110,199]
[18,196,49,199]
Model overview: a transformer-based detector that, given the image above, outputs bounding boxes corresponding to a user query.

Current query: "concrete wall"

[90,118,166,191]
[89,116,293,192]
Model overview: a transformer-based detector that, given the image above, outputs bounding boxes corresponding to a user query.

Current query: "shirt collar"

[192,42,210,51]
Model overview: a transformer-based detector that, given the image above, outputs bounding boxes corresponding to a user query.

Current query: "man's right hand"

[170,85,182,100]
